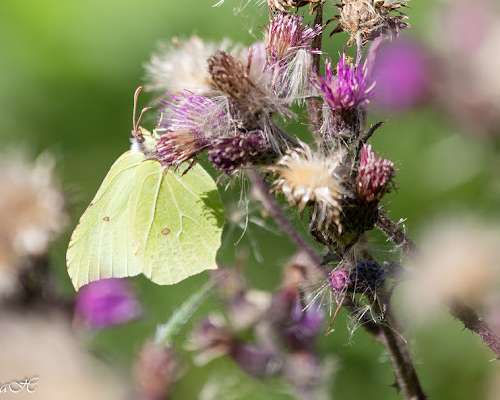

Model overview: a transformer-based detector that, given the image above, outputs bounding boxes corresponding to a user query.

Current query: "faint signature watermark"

[0,377,39,394]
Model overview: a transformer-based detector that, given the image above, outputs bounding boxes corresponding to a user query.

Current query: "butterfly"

[67,88,224,290]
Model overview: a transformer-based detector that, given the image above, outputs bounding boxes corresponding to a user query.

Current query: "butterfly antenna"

[132,86,152,143]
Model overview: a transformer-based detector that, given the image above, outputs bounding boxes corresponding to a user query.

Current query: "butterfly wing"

[134,162,224,285]
[67,151,147,289]
[67,150,224,290]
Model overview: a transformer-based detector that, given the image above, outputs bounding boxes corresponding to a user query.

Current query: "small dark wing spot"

[161,227,171,236]
[103,216,110,222]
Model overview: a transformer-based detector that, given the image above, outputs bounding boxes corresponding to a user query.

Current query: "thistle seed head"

[268,0,321,12]
[337,0,409,45]
[145,36,237,95]
[272,143,345,233]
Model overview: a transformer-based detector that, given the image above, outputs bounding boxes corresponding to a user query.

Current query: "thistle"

[314,55,374,112]
[208,131,272,174]
[335,0,409,45]
[145,36,237,95]
[268,0,322,12]
[155,91,233,167]
[356,144,395,202]
[265,13,322,101]
[75,278,142,329]
[272,143,345,234]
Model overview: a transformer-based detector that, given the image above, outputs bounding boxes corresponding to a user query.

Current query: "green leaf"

[67,150,224,290]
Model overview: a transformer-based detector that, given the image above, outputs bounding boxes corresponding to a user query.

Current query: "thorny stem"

[306,3,324,137]
[377,209,500,358]
[450,303,500,358]
[247,168,427,399]
[375,297,427,400]
[376,209,417,255]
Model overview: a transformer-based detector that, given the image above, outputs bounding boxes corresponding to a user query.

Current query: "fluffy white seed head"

[272,143,345,233]
[145,36,238,95]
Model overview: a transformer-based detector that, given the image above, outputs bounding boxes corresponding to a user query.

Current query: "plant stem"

[375,299,427,400]
[247,169,322,267]
[376,209,417,255]
[449,303,500,358]
[307,3,324,137]
[247,169,427,399]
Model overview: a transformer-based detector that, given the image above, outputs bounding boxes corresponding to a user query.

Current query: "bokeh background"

[1,0,499,399]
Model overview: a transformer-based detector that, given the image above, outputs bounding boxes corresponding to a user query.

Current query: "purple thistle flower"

[75,278,141,329]
[229,344,279,378]
[156,131,209,168]
[283,299,324,351]
[158,91,230,135]
[314,55,374,112]
[208,131,271,174]
[265,13,322,66]
[371,38,430,111]
[155,91,232,167]
[357,144,395,202]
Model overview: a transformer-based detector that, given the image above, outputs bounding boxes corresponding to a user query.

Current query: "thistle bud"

[134,341,178,400]
[328,268,351,293]
[208,131,272,174]
[356,144,395,202]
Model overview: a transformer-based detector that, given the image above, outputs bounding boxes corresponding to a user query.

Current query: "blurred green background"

[0,0,499,399]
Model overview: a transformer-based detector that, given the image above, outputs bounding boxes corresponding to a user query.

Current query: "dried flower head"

[357,144,395,202]
[337,0,409,45]
[265,13,322,101]
[272,143,345,233]
[145,36,236,95]
[0,153,66,289]
[208,50,291,125]
[208,131,272,174]
[75,278,142,329]
[314,55,374,112]
[268,0,321,12]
